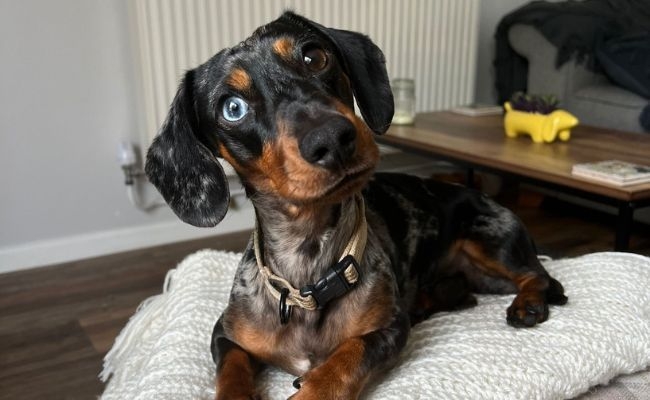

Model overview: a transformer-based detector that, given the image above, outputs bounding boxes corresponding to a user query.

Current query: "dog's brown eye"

[302,47,328,72]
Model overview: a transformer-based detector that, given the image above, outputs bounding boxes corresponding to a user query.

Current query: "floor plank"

[0,230,251,400]
[0,319,104,399]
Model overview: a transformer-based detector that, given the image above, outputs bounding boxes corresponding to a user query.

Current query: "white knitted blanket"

[100,251,650,400]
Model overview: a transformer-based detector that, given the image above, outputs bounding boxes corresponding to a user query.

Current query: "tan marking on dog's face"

[218,142,247,174]
[218,105,379,208]
[334,101,380,168]
[272,37,295,60]
[226,68,252,92]
[226,120,349,203]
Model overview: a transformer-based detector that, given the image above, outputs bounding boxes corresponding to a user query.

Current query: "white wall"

[0,0,545,272]
[0,0,254,272]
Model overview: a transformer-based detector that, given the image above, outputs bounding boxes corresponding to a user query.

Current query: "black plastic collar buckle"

[299,255,359,309]
[278,288,292,325]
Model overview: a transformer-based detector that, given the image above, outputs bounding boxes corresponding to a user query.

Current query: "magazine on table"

[571,160,650,186]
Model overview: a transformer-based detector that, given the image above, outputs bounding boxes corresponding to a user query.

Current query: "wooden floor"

[0,193,648,400]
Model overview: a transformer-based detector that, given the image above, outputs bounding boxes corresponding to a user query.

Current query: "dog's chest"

[271,318,342,375]
[226,266,396,376]
[227,306,356,376]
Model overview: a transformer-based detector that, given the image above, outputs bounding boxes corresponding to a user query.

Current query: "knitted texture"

[101,251,650,400]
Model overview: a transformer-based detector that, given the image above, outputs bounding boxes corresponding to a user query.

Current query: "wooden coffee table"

[377,111,650,251]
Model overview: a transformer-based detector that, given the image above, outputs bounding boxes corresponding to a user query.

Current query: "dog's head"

[145,12,394,227]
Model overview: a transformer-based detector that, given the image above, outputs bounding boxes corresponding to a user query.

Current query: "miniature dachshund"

[145,11,567,400]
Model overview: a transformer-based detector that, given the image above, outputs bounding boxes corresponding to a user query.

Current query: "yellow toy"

[503,102,578,143]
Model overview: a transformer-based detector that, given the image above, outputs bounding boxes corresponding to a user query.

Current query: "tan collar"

[253,195,367,315]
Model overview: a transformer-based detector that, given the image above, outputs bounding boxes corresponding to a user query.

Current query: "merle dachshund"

[145,12,567,400]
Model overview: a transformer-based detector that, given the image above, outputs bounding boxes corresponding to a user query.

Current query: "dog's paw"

[293,376,304,389]
[506,292,549,328]
[216,389,262,400]
[289,378,339,400]
[289,369,360,400]
[547,277,568,305]
[216,394,261,400]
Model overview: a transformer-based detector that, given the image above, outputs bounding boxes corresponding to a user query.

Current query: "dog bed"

[100,250,650,400]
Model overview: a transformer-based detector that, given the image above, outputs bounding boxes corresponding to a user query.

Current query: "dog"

[145,11,568,400]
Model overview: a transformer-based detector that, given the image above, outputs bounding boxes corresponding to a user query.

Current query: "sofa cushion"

[573,83,647,108]
[569,83,647,132]
[596,33,650,99]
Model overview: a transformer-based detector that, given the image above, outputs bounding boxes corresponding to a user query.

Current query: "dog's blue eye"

[222,96,249,122]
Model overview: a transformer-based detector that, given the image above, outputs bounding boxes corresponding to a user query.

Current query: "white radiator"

[131,0,479,145]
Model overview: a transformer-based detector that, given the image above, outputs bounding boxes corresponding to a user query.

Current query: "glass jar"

[391,78,416,125]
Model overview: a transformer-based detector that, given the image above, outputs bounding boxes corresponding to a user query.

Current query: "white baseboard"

[0,207,255,274]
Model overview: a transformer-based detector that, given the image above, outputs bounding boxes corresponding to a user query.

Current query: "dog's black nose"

[299,117,356,169]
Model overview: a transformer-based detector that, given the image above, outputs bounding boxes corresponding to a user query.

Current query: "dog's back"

[365,172,566,323]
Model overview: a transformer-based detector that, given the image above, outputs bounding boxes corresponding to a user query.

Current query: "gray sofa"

[508,24,647,133]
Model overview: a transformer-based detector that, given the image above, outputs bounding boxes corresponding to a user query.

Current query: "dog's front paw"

[216,387,262,400]
[289,368,360,400]
[216,393,261,400]
[506,292,549,328]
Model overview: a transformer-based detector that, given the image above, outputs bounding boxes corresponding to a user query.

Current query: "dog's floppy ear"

[145,69,230,227]
[285,12,394,134]
[323,28,394,134]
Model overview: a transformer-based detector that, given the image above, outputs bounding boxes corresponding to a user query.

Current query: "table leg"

[615,202,634,252]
